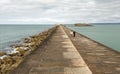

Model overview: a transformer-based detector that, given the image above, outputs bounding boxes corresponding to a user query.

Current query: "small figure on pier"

[70,31,76,37]
[73,31,76,37]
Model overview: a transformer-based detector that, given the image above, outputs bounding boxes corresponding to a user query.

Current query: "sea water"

[68,23,120,52]
[0,25,54,51]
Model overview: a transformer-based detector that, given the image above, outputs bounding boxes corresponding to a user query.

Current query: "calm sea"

[68,23,120,52]
[0,25,54,51]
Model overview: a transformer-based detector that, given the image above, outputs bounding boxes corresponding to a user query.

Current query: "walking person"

[73,31,76,37]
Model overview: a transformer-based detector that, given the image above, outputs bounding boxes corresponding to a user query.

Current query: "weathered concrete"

[9,26,92,74]
[63,26,120,74]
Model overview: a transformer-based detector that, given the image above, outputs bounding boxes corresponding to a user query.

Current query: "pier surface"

[64,26,120,74]
[10,25,120,74]
[10,26,92,74]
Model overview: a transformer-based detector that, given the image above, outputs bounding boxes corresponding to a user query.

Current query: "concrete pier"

[63,26,120,74]
[10,26,92,74]
[9,25,120,74]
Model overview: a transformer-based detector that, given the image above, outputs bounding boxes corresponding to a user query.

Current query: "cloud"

[0,0,11,4]
[0,0,120,24]
[28,0,57,4]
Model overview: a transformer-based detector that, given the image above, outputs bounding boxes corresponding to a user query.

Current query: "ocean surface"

[68,23,120,52]
[0,25,54,51]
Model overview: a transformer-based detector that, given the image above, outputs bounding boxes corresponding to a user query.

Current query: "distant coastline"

[74,23,92,27]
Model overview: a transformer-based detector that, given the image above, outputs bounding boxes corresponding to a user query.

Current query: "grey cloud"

[0,0,120,24]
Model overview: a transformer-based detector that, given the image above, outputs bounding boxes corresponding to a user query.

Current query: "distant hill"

[74,23,92,27]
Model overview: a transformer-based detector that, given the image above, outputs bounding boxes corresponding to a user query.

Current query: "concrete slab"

[65,48,77,52]
[29,67,64,74]
[63,52,81,59]
[64,67,92,74]
[71,59,86,67]
[103,61,117,64]
[116,68,120,71]
[87,53,105,56]
[62,35,69,38]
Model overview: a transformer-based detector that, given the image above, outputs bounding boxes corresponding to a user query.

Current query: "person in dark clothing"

[73,31,76,37]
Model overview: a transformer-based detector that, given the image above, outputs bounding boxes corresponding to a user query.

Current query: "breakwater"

[0,26,57,74]
[9,25,92,74]
[63,25,120,74]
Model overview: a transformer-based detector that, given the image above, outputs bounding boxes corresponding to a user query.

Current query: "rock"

[0,55,8,60]
[24,38,31,43]
[0,52,6,56]
[16,48,26,56]
[2,56,13,65]
[9,53,21,57]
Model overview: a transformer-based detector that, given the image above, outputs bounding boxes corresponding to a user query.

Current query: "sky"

[0,0,120,24]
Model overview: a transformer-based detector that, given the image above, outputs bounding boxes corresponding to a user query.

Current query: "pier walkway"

[64,26,120,74]
[10,26,92,74]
